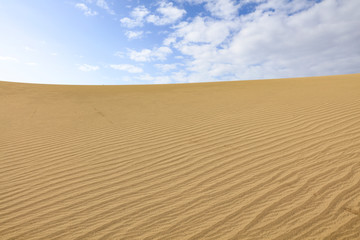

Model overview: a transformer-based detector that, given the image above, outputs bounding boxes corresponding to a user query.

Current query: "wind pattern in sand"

[1,74,360,239]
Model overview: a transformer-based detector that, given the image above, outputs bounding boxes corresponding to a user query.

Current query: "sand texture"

[1,74,360,239]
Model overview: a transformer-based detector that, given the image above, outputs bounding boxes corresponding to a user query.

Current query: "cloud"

[75,3,98,16]
[81,0,114,14]
[168,0,360,82]
[204,0,240,19]
[114,51,125,58]
[164,37,176,46]
[110,64,143,73]
[26,62,38,66]
[125,31,144,40]
[0,56,18,61]
[155,63,178,72]
[78,64,99,71]
[179,0,240,19]
[121,2,185,27]
[135,74,172,84]
[171,16,237,46]
[24,46,36,51]
[120,6,149,28]
[96,0,115,15]
[128,46,172,62]
[147,1,186,25]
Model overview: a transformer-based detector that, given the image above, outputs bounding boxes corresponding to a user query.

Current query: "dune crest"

[1,74,360,239]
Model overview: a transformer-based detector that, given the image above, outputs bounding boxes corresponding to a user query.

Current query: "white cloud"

[147,1,186,25]
[128,49,152,62]
[24,46,36,52]
[179,0,240,19]
[110,64,143,73]
[168,0,360,82]
[78,64,99,71]
[81,0,114,14]
[125,30,144,40]
[131,5,150,19]
[121,2,185,27]
[135,74,172,84]
[205,0,240,19]
[120,17,137,27]
[164,36,176,46]
[172,16,237,46]
[75,3,98,16]
[155,63,178,72]
[120,6,149,28]
[114,51,125,58]
[26,62,38,66]
[0,56,18,61]
[128,46,172,62]
[96,0,115,15]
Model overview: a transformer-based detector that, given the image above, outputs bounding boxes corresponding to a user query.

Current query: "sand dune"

[1,74,360,239]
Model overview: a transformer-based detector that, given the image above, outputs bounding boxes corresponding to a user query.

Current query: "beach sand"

[1,74,360,239]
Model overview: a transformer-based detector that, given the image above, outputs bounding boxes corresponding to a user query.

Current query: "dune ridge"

[1,74,360,239]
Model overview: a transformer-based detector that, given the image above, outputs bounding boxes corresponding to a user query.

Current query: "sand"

[0,73,360,239]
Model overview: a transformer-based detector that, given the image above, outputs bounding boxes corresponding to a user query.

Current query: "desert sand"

[1,74,360,239]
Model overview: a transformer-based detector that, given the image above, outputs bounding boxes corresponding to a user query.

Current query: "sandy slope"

[0,74,360,240]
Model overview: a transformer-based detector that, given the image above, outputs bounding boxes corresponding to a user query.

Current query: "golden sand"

[1,74,360,239]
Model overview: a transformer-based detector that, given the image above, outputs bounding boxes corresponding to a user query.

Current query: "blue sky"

[0,0,359,84]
